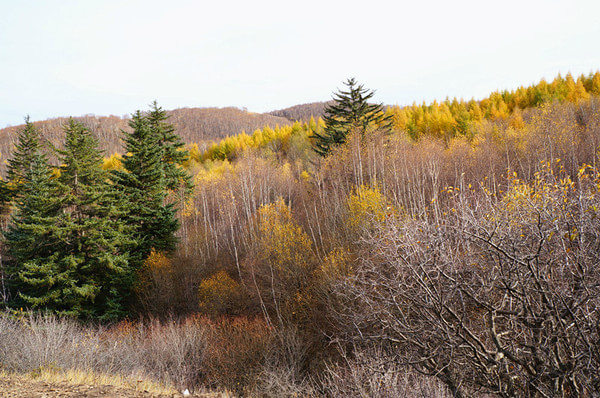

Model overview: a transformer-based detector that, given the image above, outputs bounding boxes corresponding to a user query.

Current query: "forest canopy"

[1,71,600,396]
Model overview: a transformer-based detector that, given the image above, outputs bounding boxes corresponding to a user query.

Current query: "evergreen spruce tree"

[55,119,134,319]
[313,78,391,156]
[3,149,67,312]
[112,110,179,267]
[4,105,187,318]
[3,117,49,307]
[147,101,193,197]
[6,116,42,200]
[4,120,134,319]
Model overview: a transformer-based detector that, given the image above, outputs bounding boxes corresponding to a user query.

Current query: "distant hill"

[168,107,291,143]
[269,102,330,123]
[0,107,293,172]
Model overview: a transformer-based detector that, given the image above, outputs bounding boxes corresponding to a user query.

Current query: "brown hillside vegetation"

[269,101,330,122]
[3,72,600,396]
[168,94,600,396]
[167,107,291,145]
[0,107,291,172]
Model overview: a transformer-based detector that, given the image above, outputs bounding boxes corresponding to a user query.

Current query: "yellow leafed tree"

[247,198,315,324]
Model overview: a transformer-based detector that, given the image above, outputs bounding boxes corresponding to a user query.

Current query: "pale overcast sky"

[0,0,599,127]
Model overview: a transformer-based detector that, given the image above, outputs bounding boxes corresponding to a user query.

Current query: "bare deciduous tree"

[334,164,600,397]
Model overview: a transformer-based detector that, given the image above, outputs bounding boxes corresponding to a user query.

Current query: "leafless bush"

[253,326,315,397]
[0,311,301,395]
[0,313,97,373]
[0,313,208,391]
[255,364,316,398]
[320,345,451,398]
[333,164,600,397]
[130,317,208,389]
[201,316,273,395]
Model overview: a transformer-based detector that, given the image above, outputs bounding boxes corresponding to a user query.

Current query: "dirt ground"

[0,376,224,398]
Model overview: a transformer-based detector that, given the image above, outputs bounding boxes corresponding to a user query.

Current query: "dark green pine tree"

[6,116,42,200]
[3,117,52,308]
[112,110,179,267]
[313,78,392,157]
[4,120,135,319]
[147,101,193,198]
[55,119,135,319]
[3,149,68,312]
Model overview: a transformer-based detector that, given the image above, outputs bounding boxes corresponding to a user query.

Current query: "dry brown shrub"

[202,316,273,395]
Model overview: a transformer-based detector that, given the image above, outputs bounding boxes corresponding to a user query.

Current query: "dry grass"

[0,312,275,396]
[0,311,454,397]
[0,312,212,393]
[0,368,177,395]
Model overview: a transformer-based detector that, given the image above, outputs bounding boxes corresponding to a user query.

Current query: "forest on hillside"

[0,107,290,172]
[1,72,600,397]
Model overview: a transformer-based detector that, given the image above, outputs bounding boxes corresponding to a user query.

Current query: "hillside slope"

[269,101,329,122]
[0,107,291,170]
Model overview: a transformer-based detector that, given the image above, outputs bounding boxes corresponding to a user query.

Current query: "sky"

[1,0,599,128]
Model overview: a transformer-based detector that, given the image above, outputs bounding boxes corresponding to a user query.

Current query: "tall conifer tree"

[112,110,179,267]
[55,119,134,319]
[3,118,49,307]
[6,116,42,200]
[4,148,66,311]
[147,101,193,197]
[313,78,391,156]
[5,120,134,319]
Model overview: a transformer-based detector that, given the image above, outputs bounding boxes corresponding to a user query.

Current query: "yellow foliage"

[346,185,396,233]
[258,198,313,272]
[143,250,172,272]
[101,153,123,171]
[199,123,306,163]
[135,250,174,311]
[179,195,195,218]
[192,159,235,186]
[569,78,590,102]
[386,106,409,131]
[508,109,525,130]
[280,162,292,179]
[182,143,203,169]
[249,198,316,322]
[383,72,600,141]
[318,247,353,279]
[198,270,243,316]
[591,72,600,95]
[300,170,310,182]
[467,102,482,122]
[499,161,578,226]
